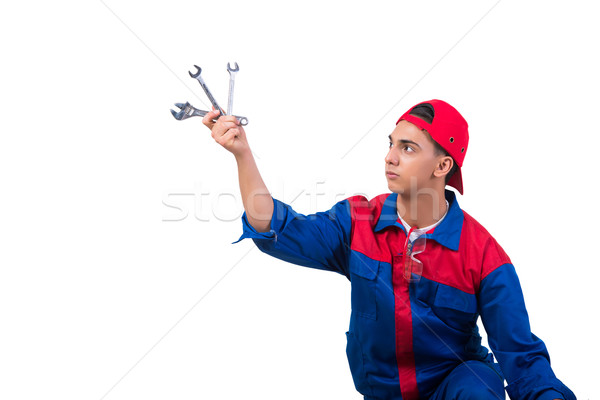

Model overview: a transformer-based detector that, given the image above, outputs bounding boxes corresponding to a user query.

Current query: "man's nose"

[385,148,397,164]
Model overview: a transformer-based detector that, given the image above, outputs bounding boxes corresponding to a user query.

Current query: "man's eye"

[404,146,414,153]
[388,142,393,148]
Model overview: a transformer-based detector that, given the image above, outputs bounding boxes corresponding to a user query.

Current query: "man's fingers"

[215,121,239,133]
[219,115,240,125]
[216,128,238,147]
[202,107,241,151]
[211,121,240,141]
[202,109,221,128]
[202,110,240,128]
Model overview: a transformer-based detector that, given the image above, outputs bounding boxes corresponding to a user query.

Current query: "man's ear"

[433,156,454,179]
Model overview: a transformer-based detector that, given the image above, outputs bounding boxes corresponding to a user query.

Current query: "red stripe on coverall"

[392,226,419,400]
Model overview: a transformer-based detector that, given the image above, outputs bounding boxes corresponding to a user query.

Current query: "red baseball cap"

[396,99,469,195]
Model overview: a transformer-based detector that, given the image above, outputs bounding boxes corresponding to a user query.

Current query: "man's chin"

[387,183,401,193]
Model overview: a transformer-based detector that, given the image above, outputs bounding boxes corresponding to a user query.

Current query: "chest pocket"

[434,283,478,331]
[416,280,478,332]
[434,284,477,313]
[349,252,380,320]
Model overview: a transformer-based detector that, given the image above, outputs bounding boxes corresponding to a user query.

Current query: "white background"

[0,1,598,399]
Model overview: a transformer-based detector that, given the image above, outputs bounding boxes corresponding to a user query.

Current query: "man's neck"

[396,189,448,229]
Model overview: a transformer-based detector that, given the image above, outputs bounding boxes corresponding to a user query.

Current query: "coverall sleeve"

[478,263,576,400]
[232,196,354,277]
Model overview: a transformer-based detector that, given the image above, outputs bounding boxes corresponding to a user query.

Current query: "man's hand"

[202,109,250,159]
[201,108,272,231]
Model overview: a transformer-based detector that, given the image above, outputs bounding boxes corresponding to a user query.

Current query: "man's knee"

[433,361,505,400]
[452,383,504,400]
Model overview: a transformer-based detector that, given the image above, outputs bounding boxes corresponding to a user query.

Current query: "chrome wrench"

[188,65,226,116]
[170,102,248,126]
[226,62,239,116]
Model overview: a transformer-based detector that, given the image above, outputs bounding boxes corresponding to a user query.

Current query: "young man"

[202,100,575,400]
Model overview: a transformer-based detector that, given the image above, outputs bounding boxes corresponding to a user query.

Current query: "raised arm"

[202,110,273,232]
[202,111,354,276]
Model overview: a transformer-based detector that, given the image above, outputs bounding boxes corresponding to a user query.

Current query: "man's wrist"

[234,147,253,162]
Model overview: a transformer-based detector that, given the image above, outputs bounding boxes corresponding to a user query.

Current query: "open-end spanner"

[170,102,248,126]
[226,62,239,116]
[188,65,226,116]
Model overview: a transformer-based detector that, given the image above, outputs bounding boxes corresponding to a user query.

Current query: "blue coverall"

[234,189,576,400]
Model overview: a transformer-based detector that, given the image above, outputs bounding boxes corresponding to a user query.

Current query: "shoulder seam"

[482,261,513,281]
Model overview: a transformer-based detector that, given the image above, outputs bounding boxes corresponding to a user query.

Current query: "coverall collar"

[373,189,464,251]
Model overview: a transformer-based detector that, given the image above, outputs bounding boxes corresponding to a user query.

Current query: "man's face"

[385,120,441,194]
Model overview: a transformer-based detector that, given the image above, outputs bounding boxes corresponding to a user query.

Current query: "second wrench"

[188,65,226,116]
[226,62,239,116]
